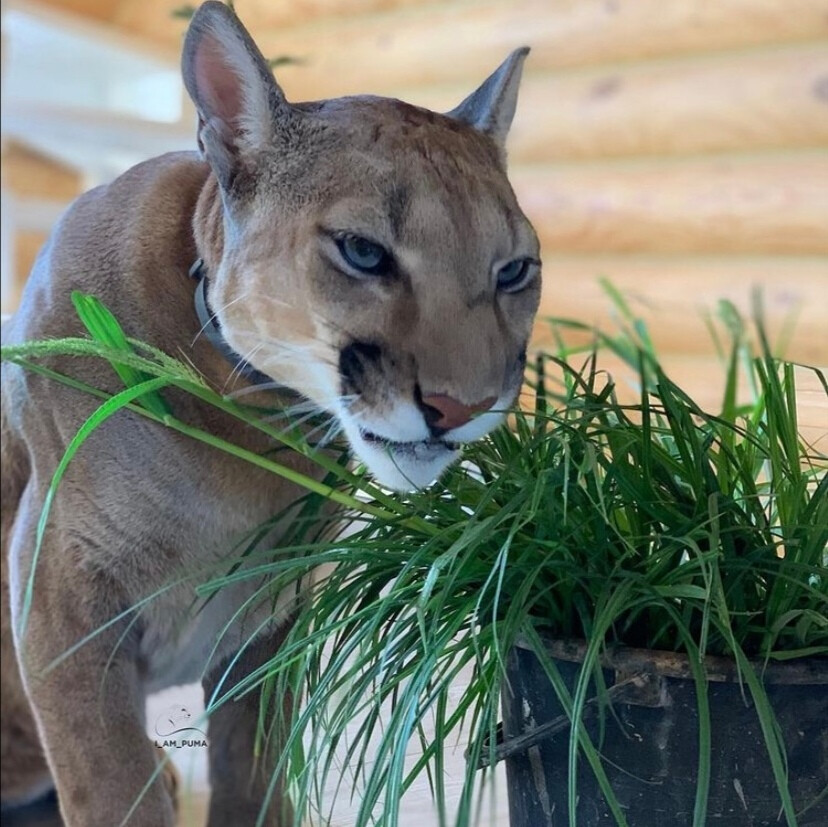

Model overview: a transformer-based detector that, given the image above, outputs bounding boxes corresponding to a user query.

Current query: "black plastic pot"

[498,639,828,827]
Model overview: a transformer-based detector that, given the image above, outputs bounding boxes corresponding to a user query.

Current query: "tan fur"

[0,3,539,825]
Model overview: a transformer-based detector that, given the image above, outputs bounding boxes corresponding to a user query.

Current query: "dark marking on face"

[391,101,442,130]
[386,184,411,241]
[339,340,382,394]
[466,288,491,310]
[504,344,528,391]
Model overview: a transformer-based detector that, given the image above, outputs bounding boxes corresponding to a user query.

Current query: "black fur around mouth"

[360,429,458,453]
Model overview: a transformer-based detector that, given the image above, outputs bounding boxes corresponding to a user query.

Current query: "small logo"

[153,703,208,749]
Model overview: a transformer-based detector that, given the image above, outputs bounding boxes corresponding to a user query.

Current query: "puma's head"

[182,2,541,490]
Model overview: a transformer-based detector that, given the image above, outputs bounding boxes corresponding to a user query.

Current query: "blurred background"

[0,2,826,824]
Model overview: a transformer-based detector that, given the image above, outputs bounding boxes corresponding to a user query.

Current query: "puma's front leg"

[203,630,293,827]
[22,615,176,826]
[13,554,177,826]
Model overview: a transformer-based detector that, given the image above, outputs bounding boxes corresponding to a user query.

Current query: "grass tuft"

[2,291,825,826]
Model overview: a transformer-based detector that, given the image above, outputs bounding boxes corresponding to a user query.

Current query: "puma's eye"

[336,234,391,276]
[496,258,537,293]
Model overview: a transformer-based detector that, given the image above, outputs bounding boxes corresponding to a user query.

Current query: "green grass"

[2,292,825,827]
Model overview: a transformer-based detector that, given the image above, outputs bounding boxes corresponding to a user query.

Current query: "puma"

[0,2,540,824]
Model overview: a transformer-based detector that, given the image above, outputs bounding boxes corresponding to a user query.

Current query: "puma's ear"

[447,47,529,150]
[181,1,289,187]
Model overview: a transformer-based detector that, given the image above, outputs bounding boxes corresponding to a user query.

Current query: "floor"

[4,679,509,826]
[148,682,511,827]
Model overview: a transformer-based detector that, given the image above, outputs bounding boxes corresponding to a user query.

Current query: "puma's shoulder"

[7,152,209,346]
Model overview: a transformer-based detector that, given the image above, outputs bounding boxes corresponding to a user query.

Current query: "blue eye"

[497,258,536,292]
[336,234,391,275]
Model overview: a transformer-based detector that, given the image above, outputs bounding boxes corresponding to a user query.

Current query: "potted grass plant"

[2,291,826,826]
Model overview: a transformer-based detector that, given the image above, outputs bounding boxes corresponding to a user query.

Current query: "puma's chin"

[345,425,461,492]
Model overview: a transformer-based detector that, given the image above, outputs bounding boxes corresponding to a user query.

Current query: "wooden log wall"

[13,0,828,439]
[126,0,827,361]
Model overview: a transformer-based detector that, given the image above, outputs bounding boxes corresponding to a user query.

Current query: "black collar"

[189,258,297,395]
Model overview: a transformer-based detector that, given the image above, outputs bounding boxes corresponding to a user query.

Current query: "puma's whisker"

[189,291,247,348]
[303,415,344,448]
[222,341,266,391]
[223,380,293,400]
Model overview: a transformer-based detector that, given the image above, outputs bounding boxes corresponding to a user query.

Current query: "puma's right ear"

[447,48,529,153]
[181,1,289,188]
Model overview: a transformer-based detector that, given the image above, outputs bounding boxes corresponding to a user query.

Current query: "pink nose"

[421,394,497,431]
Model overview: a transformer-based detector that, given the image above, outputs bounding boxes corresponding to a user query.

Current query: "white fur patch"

[342,418,460,491]
[335,388,517,491]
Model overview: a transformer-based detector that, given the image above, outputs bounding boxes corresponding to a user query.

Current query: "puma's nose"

[419,393,497,433]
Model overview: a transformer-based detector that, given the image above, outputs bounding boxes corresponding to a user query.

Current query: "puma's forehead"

[254,97,512,199]
[298,96,501,164]
[251,96,537,258]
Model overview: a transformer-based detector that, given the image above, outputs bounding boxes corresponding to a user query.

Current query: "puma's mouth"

[360,429,459,454]
[348,425,462,490]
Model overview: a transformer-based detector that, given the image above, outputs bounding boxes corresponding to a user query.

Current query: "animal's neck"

[187,170,301,398]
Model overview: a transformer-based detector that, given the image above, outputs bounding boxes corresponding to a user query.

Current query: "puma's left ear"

[181,1,291,189]
[447,47,529,150]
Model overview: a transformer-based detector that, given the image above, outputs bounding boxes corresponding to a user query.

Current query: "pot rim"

[516,637,828,685]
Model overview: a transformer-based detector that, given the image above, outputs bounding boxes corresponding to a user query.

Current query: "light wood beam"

[513,154,828,256]
[5,0,178,64]
[2,102,193,160]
